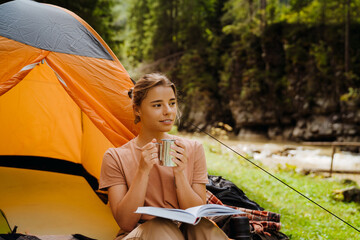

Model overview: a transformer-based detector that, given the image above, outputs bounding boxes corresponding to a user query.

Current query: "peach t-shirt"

[99,135,208,218]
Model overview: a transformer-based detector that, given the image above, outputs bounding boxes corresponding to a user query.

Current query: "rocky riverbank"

[176,23,360,152]
[179,89,360,152]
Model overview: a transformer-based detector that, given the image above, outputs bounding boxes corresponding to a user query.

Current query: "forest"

[10,0,360,144]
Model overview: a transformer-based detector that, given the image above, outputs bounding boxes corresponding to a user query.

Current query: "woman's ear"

[133,105,140,116]
[133,105,141,124]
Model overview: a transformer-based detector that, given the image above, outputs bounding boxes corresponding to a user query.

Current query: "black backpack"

[206,175,264,210]
[206,175,289,240]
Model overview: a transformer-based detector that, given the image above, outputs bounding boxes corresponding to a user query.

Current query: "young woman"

[99,73,228,239]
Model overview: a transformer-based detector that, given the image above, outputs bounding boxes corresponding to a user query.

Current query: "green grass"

[204,141,360,240]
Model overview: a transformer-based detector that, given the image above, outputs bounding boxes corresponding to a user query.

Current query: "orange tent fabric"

[0,0,140,179]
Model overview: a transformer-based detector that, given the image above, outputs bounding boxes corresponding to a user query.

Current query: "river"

[182,132,360,186]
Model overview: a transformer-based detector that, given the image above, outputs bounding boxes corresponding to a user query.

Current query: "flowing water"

[185,133,360,185]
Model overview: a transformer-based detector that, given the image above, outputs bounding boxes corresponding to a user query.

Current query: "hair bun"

[128,88,133,99]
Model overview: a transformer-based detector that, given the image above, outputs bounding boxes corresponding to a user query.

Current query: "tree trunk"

[259,0,268,72]
[248,0,254,19]
[260,0,267,29]
[344,0,350,74]
[320,0,327,25]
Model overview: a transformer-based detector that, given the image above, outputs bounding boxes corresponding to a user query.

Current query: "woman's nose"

[163,104,172,115]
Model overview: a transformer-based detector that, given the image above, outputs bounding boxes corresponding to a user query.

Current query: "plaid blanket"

[206,190,282,234]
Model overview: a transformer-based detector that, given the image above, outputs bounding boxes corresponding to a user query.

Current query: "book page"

[135,204,245,225]
[136,207,197,224]
[185,204,244,218]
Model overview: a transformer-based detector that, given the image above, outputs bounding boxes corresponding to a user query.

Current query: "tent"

[0,0,140,179]
[0,167,121,239]
[0,0,139,238]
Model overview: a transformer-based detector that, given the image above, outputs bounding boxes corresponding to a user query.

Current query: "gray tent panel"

[0,0,113,60]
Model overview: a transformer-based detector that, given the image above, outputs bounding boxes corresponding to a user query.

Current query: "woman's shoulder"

[104,139,136,158]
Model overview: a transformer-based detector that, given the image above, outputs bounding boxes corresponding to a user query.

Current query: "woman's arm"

[108,167,150,232]
[107,139,159,232]
[171,140,207,209]
[174,172,206,209]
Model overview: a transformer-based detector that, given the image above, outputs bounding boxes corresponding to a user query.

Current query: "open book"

[135,204,245,225]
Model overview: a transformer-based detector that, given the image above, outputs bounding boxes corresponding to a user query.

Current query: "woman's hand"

[139,139,159,172]
[171,139,206,208]
[171,139,188,174]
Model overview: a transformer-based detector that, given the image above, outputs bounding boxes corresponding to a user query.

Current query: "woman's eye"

[170,102,176,106]
[153,104,161,107]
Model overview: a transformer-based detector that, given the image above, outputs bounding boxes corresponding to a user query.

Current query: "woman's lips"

[160,119,173,124]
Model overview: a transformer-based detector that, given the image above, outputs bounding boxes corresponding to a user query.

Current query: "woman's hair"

[128,73,178,124]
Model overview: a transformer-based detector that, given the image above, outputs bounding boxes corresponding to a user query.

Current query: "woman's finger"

[171,157,181,166]
[144,149,158,160]
[171,144,184,154]
[151,152,158,159]
[171,151,186,163]
[174,139,185,149]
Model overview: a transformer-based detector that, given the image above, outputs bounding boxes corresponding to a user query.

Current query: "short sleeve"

[192,141,209,184]
[99,148,126,190]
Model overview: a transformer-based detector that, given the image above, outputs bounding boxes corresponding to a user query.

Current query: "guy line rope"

[190,123,360,233]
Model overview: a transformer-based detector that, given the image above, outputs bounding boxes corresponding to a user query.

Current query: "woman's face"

[136,85,177,133]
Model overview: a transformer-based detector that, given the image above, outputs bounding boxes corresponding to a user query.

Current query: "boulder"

[333,187,360,203]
